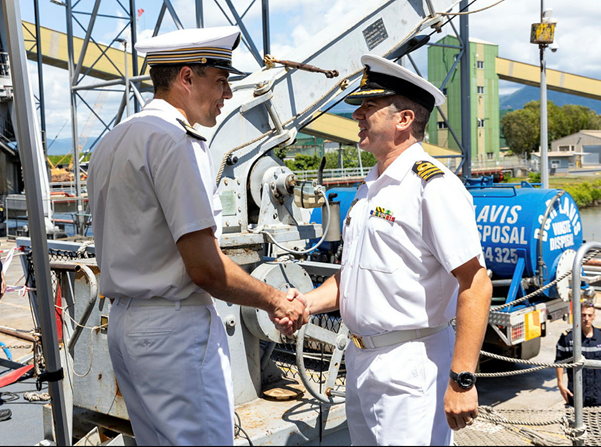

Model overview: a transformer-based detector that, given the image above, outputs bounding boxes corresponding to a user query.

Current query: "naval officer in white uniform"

[88,27,308,446]
[302,55,492,445]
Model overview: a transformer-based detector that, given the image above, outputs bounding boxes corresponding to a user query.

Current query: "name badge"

[370,206,395,222]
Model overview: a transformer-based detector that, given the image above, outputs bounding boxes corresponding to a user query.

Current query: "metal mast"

[0,1,69,444]
[460,0,471,178]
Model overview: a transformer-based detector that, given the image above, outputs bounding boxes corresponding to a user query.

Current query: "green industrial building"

[427,35,500,164]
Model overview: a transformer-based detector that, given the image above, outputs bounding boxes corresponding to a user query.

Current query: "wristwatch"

[449,370,477,389]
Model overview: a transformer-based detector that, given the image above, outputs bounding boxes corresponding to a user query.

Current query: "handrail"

[572,242,601,446]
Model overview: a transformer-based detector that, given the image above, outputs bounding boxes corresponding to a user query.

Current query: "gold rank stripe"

[348,89,387,96]
[151,46,233,54]
[412,161,444,181]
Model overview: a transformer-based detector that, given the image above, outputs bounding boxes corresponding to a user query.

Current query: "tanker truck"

[309,176,596,361]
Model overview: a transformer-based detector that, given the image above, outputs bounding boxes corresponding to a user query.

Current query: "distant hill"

[500,85,601,114]
[46,138,99,156]
[46,138,73,156]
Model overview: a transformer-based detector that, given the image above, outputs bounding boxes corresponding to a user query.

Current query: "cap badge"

[412,161,444,181]
[360,68,369,87]
[200,57,207,64]
[370,206,395,222]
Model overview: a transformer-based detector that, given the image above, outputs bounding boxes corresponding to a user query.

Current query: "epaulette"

[563,329,571,336]
[412,161,444,182]
[177,118,206,141]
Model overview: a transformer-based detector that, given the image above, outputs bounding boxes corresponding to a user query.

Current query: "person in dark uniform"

[556,301,601,407]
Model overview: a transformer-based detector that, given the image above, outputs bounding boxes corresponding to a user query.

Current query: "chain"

[3,344,33,350]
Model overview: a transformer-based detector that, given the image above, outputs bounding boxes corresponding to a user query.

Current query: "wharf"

[0,237,600,445]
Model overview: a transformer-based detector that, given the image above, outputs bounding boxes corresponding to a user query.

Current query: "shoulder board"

[563,329,571,336]
[412,161,444,182]
[177,118,206,141]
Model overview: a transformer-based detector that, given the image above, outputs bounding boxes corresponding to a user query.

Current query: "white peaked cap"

[135,26,244,75]
[345,54,445,111]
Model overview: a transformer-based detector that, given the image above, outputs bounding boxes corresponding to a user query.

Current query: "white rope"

[24,392,51,402]
[55,303,106,378]
[75,240,95,256]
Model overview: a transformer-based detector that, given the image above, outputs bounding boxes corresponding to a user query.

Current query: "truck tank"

[467,181,583,290]
[312,181,583,299]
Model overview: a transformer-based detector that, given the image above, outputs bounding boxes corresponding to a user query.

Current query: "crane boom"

[203,0,459,248]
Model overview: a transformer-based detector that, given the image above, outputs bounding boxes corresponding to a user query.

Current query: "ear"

[396,109,414,132]
[178,66,194,89]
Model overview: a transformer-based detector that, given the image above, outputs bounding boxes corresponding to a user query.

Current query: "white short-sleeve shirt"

[88,99,222,300]
[339,143,485,336]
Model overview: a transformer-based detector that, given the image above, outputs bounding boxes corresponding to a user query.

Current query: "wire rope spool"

[554,249,576,302]
[241,261,314,343]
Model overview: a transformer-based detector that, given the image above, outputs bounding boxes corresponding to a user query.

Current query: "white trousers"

[345,326,455,446]
[108,300,235,446]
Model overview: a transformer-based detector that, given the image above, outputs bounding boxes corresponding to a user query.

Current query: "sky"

[14,0,601,152]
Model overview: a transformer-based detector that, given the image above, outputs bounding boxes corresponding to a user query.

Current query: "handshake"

[269,288,311,336]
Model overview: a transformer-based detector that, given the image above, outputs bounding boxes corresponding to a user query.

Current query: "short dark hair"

[149,64,207,94]
[388,95,431,141]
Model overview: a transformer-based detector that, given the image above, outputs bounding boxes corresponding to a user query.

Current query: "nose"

[224,82,233,100]
[352,104,365,121]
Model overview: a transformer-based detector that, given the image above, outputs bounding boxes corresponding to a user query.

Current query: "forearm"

[199,252,285,313]
[177,230,283,313]
[556,367,565,386]
[304,272,341,315]
[451,267,492,373]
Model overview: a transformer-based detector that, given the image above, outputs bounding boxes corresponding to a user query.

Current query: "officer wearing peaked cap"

[88,27,308,446]
[299,54,492,446]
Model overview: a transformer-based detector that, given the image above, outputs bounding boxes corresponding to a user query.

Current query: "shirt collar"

[364,142,426,188]
[143,99,189,124]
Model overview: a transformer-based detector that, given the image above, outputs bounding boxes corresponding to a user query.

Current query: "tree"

[283,145,377,173]
[284,154,322,171]
[500,103,539,156]
[501,101,601,158]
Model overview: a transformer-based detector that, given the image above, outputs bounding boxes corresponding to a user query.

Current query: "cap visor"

[211,62,246,76]
[344,89,396,105]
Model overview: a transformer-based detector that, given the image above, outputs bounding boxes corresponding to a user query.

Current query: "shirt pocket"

[358,215,403,273]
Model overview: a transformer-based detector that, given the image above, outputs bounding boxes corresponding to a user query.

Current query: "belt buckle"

[351,334,366,349]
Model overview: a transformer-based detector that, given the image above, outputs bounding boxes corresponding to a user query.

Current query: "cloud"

[17,0,601,142]
[459,0,601,79]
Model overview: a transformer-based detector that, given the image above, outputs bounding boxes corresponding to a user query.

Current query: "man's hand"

[444,380,479,431]
[271,288,309,336]
[558,383,573,403]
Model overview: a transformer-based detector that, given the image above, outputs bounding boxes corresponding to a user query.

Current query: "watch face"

[457,372,475,389]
